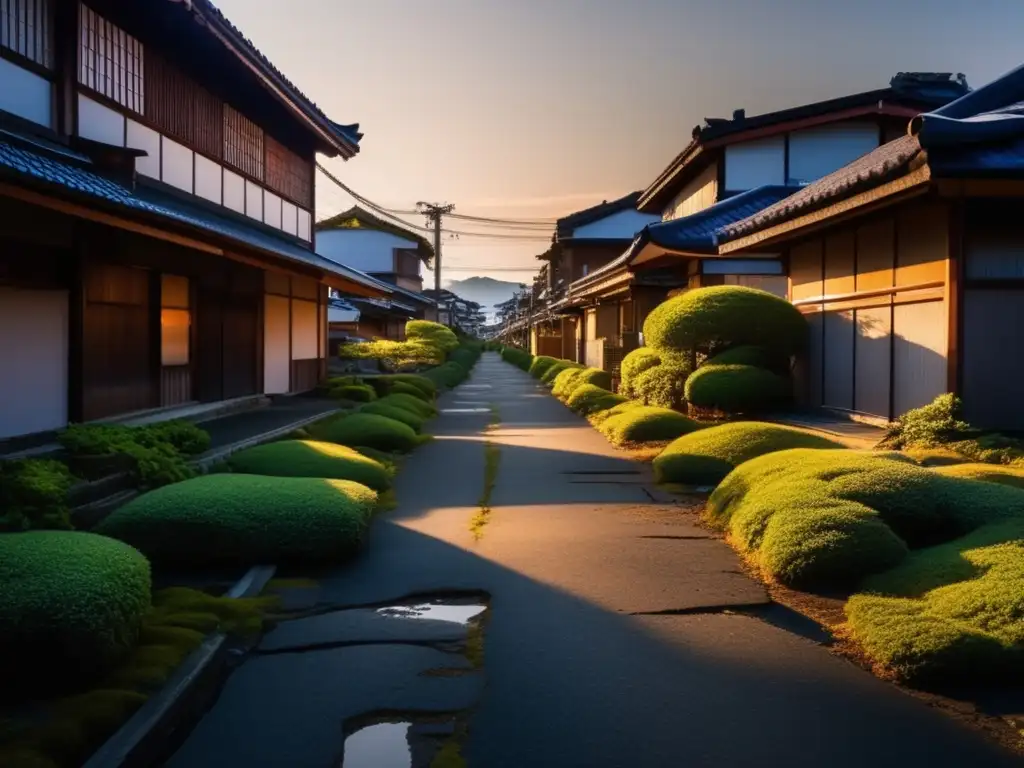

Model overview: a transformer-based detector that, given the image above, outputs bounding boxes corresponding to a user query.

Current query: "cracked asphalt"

[166,353,1020,767]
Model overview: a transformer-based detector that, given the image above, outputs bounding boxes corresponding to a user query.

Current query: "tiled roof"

[644,185,801,251]
[316,205,435,261]
[0,132,383,292]
[720,135,923,239]
[556,191,643,238]
[194,0,361,153]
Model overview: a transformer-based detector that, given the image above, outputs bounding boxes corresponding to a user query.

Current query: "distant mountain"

[445,276,524,320]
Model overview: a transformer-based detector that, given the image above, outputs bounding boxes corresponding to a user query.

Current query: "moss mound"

[0,531,151,692]
[331,384,376,403]
[96,474,377,567]
[597,406,700,446]
[934,463,1024,489]
[707,448,1024,588]
[379,392,437,419]
[566,385,628,416]
[846,518,1024,683]
[619,348,661,399]
[589,399,645,426]
[642,285,807,354]
[685,364,790,414]
[653,422,844,486]
[310,412,420,453]
[633,360,692,410]
[227,439,392,490]
[360,402,426,433]
[528,355,560,379]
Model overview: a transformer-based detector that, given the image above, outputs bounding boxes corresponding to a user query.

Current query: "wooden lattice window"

[224,104,263,180]
[0,0,52,68]
[265,134,312,208]
[146,51,222,159]
[79,3,144,113]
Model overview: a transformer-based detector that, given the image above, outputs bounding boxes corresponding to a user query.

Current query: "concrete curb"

[82,563,277,768]
[191,409,341,471]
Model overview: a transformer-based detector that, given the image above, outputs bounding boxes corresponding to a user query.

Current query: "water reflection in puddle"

[343,722,411,768]
[377,600,487,625]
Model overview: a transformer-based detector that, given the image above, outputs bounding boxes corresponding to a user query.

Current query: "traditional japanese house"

[716,63,1024,430]
[0,0,388,444]
[564,73,971,380]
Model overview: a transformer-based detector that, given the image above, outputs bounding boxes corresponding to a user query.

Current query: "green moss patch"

[653,422,844,486]
[597,406,700,446]
[566,385,628,416]
[685,364,790,414]
[0,532,151,694]
[846,519,1024,683]
[310,412,421,453]
[95,474,377,567]
[934,463,1024,489]
[360,402,426,433]
[227,440,393,490]
[706,448,1024,589]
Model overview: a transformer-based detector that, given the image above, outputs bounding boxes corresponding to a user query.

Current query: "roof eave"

[719,165,933,254]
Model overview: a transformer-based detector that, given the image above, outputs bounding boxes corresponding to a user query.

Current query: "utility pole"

[417,202,455,318]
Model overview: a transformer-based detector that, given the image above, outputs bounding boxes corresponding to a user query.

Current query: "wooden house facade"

[0,0,388,444]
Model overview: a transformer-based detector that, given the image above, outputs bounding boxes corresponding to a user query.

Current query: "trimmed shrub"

[685,364,790,414]
[846,518,1024,683]
[597,406,701,446]
[337,338,445,368]
[934,463,1024,489]
[653,422,844,486]
[704,345,782,370]
[310,412,420,453]
[389,374,437,398]
[449,343,482,371]
[227,439,392,490]
[879,393,978,450]
[642,285,807,355]
[361,402,426,433]
[331,384,376,403]
[96,474,377,567]
[528,355,560,379]
[389,381,432,402]
[60,423,201,489]
[551,366,586,398]
[0,459,74,532]
[0,531,151,692]
[542,360,582,386]
[566,385,629,416]
[406,320,459,353]
[500,347,533,371]
[379,392,437,419]
[425,361,468,388]
[619,348,661,399]
[572,367,613,393]
[632,360,692,410]
[589,399,645,426]
[706,448,1024,588]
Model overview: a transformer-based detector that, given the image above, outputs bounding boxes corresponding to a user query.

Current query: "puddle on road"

[342,722,412,768]
[377,599,487,625]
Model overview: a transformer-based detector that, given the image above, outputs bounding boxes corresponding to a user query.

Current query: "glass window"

[1,0,52,67]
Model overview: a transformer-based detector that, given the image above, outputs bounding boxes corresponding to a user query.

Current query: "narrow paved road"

[168,353,1019,767]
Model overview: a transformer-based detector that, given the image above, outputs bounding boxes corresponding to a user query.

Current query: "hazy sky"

[216,0,1023,285]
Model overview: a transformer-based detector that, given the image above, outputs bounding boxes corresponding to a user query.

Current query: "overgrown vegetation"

[653,422,844,486]
[96,474,377,567]
[470,405,501,541]
[0,459,74,531]
[59,420,210,489]
[227,440,393,490]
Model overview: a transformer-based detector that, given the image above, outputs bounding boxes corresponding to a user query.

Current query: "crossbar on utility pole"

[417,202,455,317]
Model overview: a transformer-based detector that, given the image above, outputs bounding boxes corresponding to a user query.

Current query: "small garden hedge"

[0,458,74,532]
[500,347,532,371]
[528,355,559,379]
[619,348,661,399]
[426,361,469,388]
[0,531,151,693]
[361,402,426,432]
[642,285,807,355]
[589,399,645,426]
[570,367,612,394]
[704,345,781,370]
[566,385,628,416]
[406,320,459,353]
[379,392,437,419]
[632,360,691,410]
[685,364,790,414]
[309,412,421,453]
[597,406,701,446]
[227,440,393,490]
[332,384,377,403]
[543,360,583,386]
[706,448,1024,589]
[96,474,377,567]
[551,366,586,398]
[653,422,845,486]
